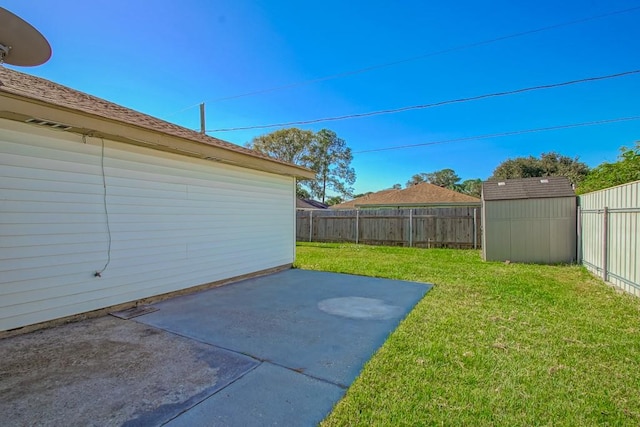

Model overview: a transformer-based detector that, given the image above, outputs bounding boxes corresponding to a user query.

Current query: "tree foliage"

[577,142,640,194]
[325,195,344,206]
[406,168,460,189]
[247,127,355,203]
[352,191,374,199]
[427,168,461,189]
[490,152,590,185]
[306,129,356,203]
[296,186,311,199]
[248,128,314,165]
[406,173,428,187]
[406,173,427,187]
[458,178,482,198]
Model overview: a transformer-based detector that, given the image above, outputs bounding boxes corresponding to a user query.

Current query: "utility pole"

[199,103,206,134]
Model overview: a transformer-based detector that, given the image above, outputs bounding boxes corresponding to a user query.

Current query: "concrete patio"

[0,269,430,426]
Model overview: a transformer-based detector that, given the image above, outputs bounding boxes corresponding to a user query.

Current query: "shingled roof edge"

[0,67,314,179]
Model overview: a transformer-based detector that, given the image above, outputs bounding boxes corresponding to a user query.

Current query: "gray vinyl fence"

[297,206,482,249]
[578,180,640,296]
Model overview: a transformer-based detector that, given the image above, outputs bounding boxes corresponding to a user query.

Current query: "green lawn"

[294,242,640,426]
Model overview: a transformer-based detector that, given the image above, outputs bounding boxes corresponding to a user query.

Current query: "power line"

[203,5,640,104]
[162,102,203,118]
[354,116,640,154]
[208,69,640,132]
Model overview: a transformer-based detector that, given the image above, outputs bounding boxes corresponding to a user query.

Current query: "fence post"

[576,206,582,263]
[409,209,413,247]
[309,210,313,242]
[602,206,608,281]
[355,209,360,244]
[473,208,477,250]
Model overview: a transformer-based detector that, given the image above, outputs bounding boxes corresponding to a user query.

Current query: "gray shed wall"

[482,197,576,263]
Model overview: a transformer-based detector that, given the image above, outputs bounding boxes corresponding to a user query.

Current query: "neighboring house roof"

[482,176,576,201]
[330,189,400,209]
[0,67,314,179]
[296,199,328,209]
[331,183,480,209]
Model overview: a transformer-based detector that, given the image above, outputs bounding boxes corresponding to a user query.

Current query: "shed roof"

[0,67,314,179]
[331,183,480,209]
[482,176,575,201]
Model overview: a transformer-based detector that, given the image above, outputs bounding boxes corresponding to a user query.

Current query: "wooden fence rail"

[296,206,482,249]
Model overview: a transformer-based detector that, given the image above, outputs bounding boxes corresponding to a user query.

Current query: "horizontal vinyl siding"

[0,120,295,331]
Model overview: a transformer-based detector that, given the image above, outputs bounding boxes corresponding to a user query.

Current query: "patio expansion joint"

[159,359,261,426]
[259,359,349,390]
[131,319,349,418]
[131,319,263,363]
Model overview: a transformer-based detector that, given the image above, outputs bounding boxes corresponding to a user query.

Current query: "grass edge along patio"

[295,243,640,426]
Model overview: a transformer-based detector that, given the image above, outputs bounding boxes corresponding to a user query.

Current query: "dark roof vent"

[25,117,72,131]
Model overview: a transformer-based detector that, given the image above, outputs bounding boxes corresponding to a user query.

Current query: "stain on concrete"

[0,316,257,427]
[318,296,403,320]
[1,270,430,426]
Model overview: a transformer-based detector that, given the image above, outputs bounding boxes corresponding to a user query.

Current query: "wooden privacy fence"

[578,181,640,297]
[297,206,482,249]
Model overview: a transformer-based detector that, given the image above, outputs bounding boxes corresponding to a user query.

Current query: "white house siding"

[0,119,296,331]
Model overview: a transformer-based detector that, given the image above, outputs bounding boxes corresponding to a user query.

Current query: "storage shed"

[482,176,576,263]
[0,67,314,333]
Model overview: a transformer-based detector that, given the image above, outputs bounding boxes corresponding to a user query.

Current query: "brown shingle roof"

[296,199,328,209]
[330,189,400,209]
[482,176,575,201]
[331,183,480,209]
[0,67,313,177]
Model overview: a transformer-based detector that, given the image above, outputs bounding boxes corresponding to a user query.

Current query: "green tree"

[491,152,590,185]
[578,142,640,194]
[296,187,311,199]
[407,169,461,189]
[247,127,356,203]
[426,168,461,189]
[539,152,590,185]
[492,156,543,180]
[458,178,482,198]
[325,195,344,206]
[307,129,356,203]
[406,173,428,187]
[247,127,314,165]
[352,191,373,198]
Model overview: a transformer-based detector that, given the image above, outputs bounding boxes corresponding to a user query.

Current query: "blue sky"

[4,0,639,194]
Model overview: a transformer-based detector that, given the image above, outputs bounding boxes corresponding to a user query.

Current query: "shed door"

[484,198,576,263]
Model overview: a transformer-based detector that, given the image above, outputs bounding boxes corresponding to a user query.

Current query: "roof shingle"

[482,176,575,201]
[331,183,480,209]
[296,199,328,209]
[0,67,311,176]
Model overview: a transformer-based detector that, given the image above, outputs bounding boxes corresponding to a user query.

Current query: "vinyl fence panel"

[579,181,640,296]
